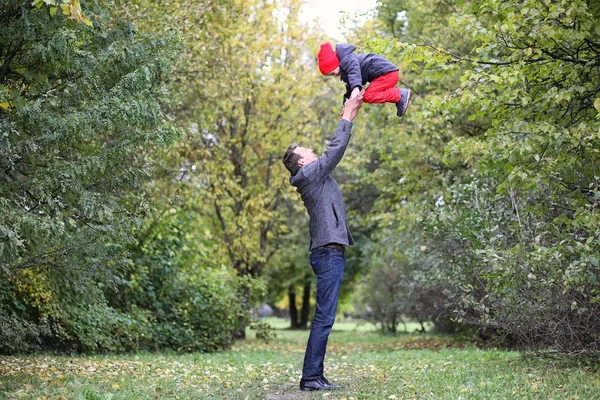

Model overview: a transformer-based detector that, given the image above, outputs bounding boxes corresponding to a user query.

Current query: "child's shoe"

[396,88,411,117]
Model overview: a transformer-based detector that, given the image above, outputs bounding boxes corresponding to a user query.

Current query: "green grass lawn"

[1,318,599,399]
[260,317,430,334]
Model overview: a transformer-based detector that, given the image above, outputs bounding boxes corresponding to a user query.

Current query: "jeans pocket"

[310,250,331,275]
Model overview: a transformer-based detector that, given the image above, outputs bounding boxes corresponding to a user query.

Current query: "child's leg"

[363,71,401,104]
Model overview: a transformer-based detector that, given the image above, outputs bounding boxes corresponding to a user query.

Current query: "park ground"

[1,318,599,399]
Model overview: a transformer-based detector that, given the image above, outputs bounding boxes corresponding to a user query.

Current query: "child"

[318,42,411,118]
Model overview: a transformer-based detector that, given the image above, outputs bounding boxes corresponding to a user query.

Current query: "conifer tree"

[0,0,181,352]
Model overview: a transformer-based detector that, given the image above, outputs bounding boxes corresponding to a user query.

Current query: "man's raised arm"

[302,93,364,181]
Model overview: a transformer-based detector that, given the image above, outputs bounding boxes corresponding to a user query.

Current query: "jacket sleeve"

[340,54,363,92]
[343,85,351,105]
[301,120,353,182]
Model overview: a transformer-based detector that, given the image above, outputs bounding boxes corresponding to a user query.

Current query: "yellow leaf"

[112,383,119,389]
[68,0,84,21]
[0,102,9,110]
[82,17,92,26]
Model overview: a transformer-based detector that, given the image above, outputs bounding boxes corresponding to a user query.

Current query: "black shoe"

[299,378,341,391]
[396,88,411,117]
[321,376,341,389]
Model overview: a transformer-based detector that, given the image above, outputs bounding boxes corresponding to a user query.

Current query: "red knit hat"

[318,42,339,75]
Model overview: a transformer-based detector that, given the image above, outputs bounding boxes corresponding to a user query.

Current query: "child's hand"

[350,87,361,99]
[341,94,364,121]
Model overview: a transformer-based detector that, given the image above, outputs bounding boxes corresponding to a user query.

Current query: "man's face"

[293,146,317,167]
[325,66,341,77]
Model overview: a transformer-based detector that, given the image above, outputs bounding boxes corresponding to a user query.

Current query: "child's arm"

[340,55,362,99]
[342,87,361,108]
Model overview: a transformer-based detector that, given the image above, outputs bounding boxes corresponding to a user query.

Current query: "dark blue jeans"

[301,247,345,382]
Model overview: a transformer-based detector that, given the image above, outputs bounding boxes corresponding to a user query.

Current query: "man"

[282,93,364,391]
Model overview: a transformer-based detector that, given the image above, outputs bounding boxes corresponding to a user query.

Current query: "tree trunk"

[299,282,311,329]
[389,313,397,333]
[235,282,250,339]
[289,287,299,329]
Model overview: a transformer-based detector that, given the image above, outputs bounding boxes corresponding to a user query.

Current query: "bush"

[359,233,460,334]
[115,211,255,353]
[426,174,600,359]
[0,260,247,354]
[142,269,245,353]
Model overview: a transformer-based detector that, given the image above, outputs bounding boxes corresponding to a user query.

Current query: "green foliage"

[10,0,600,360]
[120,0,328,280]
[0,278,51,353]
[432,0,600,358]
[0,0,184,353]
[0,0,181,280]
[119,0,354,336]
[248,317,276,343]
[121,211,248,352]
[185,0,325,278]
[359,0,600,358]
[357,229,458,334]
[361,253,412,333]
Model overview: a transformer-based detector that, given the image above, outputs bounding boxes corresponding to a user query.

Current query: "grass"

[1,318,599,399]
[260,317,430,334]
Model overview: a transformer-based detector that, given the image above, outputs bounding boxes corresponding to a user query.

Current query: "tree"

[0,0,182,352]
[339,0,478,334]
[263,209,314,329]
[436,0,600,358]
[118,0,344,335]
[363,0,600,358]
[188,0,322,280]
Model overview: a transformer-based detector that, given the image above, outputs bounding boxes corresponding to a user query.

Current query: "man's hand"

[350,87,361,99]
[341,90,364,121]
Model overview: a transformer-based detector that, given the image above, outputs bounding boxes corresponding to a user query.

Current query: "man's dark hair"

[283,143,301,176]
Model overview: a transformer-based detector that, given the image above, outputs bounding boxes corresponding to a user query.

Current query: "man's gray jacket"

[290,120,355,251]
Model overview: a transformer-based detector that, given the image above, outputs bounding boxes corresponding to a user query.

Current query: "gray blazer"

[290,120,355,251]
